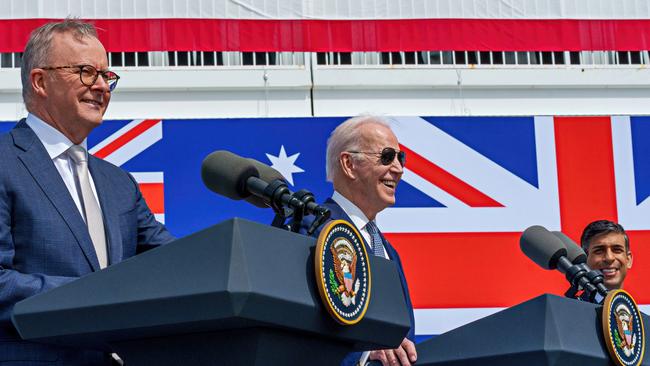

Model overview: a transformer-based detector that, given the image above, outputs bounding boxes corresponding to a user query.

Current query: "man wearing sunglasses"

[0,19,173,365]
[306,115,416,366]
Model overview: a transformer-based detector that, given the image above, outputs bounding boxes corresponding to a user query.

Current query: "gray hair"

[325,115,392,182]
[21,19,98,111]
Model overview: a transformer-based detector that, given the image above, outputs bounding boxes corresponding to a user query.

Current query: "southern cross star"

[266,145,305,186]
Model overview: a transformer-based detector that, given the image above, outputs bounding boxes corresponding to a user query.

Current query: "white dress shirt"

[331,191,390,366]
[332,191,390,260]
[25,113,102,221]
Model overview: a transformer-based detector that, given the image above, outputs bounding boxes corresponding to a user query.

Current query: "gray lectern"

[12,218,411,366]
[415,294,650,366]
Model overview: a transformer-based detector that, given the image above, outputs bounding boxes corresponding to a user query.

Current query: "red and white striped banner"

[2,0,650,52]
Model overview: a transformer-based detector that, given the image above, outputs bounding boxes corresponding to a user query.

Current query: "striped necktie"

[365,220,388,258]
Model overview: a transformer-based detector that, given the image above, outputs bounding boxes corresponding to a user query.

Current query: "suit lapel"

[12,120,101,271]
[377,228,415,339]
[324,198,375,253]
[89,157,123,265]
[325,198,399,260]
[325,197,415,338]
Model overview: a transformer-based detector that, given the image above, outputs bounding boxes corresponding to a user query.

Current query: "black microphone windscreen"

[201,150,259,200]
[247,158,286,183]
[552,231,587,264]
[520,225,568,270]
[244,158,286,208]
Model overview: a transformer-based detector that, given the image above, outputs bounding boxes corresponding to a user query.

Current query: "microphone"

[551,231,608,299]
[520,226,608,301]
[551,231,586,264]
[244,158,287,208]
[244,156,330,219]
[201,151,330,221]
[201,150,260,202]
[202,150,301,209]
[520,226,567,270]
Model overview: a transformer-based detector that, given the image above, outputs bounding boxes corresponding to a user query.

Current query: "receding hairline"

[33,21,101,63]
[21,19,103,111]
[325,115,394,182]
[345,116,394,145]
[49,30,104,52]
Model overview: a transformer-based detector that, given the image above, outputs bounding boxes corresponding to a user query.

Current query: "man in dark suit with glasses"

[0,19,173,365]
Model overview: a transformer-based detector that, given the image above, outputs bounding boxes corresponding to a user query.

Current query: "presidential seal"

[315,220,371,325]
[602,289,645,366]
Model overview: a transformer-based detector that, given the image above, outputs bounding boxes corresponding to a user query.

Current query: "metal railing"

[1,50,648,68]
[314,51,650,66]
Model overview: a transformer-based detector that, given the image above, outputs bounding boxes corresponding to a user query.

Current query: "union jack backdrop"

[2,116,649,340]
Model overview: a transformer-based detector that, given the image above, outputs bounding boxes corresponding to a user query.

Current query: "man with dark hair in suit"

[0,19,174,365]
[308,115,417,366]
[581,219,633,292]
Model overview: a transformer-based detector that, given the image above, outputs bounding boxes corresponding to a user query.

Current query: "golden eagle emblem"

[330,239,361,307]
[315,219,371,325]
[615,304,637,357]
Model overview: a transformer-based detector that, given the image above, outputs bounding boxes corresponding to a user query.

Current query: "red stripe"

[390,230,650,307]
[400,144,502,208]
[393,117,650,309]
[554,117,618,242]
[139,183,165,214]
[3,18,650,52]
[386,232,567,308]
[624,231,650,299]
[93,119,160,159]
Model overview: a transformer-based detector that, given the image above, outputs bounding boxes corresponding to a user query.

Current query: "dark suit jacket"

[304,198,415,366]
[0,120,175,365]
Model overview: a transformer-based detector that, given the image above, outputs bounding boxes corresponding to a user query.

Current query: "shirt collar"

[595,291,605,304]
[332,190,374,231]
[26,113,87,159]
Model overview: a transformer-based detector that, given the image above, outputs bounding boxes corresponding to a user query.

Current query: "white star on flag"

[266,145,305,186]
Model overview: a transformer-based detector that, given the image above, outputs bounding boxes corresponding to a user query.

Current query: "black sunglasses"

[347,147,406,167]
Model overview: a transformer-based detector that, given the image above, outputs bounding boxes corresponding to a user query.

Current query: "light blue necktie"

[365,221,387,258]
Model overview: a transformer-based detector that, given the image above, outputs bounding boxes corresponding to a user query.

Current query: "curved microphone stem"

[584,267,609,298]
[246,177,330,233]
[288,189,331,234]
[556,257,607,302]
[289,190,311,232]
[248,178,301,229]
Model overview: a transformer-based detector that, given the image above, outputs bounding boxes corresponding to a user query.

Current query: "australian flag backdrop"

[2,115,650,339]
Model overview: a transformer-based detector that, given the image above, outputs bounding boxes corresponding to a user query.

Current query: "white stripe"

[414,307,504,335]
[416,304,650,336]
[131,172,164,184]
[377,116,560,233]
[640,305,650,315]
[612,116,650,231]
[99,122,162,167]
[154,214,165,224]
[3,0,650,20]
[391,116,536,205]
[401,168,469,209]
[89,119,145,154]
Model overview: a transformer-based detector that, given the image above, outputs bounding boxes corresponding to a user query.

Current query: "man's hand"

[368,337,417,366]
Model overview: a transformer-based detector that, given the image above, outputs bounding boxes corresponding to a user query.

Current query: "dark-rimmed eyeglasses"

[40,64,120,92]
[347,147,406,167]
